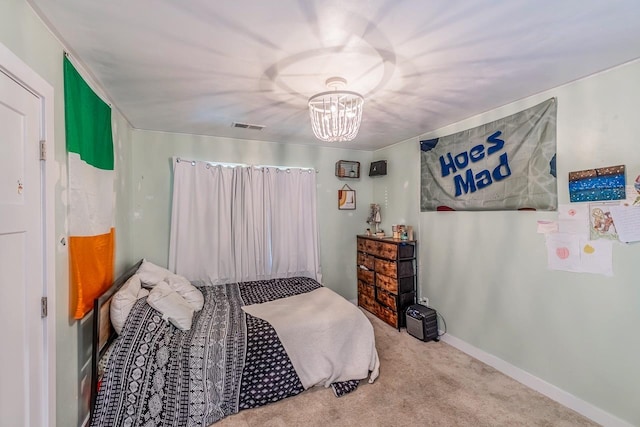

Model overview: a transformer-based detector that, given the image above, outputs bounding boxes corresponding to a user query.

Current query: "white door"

[0,69,45,426]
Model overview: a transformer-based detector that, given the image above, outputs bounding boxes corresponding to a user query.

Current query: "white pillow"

[110,274,147,335]
[147,281,195,331]
[166,273,204,311]
[136,259,172,287]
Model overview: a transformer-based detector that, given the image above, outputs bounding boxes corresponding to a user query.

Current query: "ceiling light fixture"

[308,77,364,142]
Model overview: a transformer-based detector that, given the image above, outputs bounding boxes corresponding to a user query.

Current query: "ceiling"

[28,0,640,151]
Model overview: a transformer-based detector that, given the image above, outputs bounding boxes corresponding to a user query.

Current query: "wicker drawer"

[376,274,397,294]
[375,258,397,277]
[376,288,397,311]
[377,274,415,295]
[357,268,374,284]
[368,241,397,259]
[376,304,398,328]
[375,258,414,278]
[362,238,415,260]
[357,252,375,270]
[357,238,367,252]
[358,281,376,312]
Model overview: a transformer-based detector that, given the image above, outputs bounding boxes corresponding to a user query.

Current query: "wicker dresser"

[356,235,416,329]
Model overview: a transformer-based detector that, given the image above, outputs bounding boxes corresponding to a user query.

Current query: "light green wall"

[375,60,640,426]
[113,113,135,273]
[130,130,372,299]
[0,2,134,425]
[370,142,421,240]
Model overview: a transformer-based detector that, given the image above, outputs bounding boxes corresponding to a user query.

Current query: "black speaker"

[369,160,387,176]
[406,304,439,342]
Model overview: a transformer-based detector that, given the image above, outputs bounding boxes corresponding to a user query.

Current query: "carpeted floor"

[216,310,598,427]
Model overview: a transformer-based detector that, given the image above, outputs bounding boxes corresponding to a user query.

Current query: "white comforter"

[242,287,380,389]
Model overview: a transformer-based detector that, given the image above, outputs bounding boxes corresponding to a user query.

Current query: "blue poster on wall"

[420,98,558,211]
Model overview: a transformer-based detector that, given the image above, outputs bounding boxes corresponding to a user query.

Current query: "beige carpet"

[216,310,598,427]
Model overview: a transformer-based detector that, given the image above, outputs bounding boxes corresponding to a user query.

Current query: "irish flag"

[64,56,115,319]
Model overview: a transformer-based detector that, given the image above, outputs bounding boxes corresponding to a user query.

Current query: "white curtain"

[168,159,321,284]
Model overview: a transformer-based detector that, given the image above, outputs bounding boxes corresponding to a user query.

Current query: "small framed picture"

[338,185,356,210]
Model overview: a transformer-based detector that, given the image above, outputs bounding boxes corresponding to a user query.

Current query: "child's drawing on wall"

[589,202,618,240]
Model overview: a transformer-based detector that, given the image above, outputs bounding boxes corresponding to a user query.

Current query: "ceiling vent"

[231,121,265,131]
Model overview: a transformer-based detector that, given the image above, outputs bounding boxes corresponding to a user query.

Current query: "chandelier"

[308,77,364,142]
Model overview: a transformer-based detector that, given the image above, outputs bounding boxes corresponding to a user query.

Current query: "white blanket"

[242,287,380,389]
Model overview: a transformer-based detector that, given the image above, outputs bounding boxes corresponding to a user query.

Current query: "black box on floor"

[405,304,439,342]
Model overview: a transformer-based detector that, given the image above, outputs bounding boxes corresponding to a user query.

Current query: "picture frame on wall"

[338,185,356,210]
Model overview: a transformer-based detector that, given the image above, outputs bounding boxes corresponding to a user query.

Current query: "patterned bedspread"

[91,277,360,427]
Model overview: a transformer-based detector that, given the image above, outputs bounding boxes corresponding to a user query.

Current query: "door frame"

[0,42,56,426]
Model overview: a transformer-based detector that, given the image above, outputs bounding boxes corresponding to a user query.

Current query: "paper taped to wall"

[609,206,640,243]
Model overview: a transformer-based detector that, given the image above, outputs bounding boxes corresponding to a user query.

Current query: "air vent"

[231,122,265,131]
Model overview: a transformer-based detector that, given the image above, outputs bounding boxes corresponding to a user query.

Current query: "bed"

[89,260,380,426]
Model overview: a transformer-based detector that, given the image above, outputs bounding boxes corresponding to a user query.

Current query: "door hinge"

[41,297,48,318]
[40,140,46,160]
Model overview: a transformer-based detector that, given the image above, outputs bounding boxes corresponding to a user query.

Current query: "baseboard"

[440,333,632,427]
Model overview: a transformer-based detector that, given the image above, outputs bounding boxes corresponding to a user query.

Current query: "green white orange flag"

[64,56,115,319]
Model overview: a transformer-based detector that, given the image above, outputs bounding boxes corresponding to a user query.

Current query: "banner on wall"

[420,98,557,211]
[64,56,115,319]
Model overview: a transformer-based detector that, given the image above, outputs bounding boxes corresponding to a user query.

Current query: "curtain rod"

[175,157,318,173]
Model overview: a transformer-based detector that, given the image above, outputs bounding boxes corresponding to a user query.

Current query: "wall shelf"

[335,160,360,178]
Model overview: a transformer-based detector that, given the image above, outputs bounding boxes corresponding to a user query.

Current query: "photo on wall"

[338,185,356,210]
